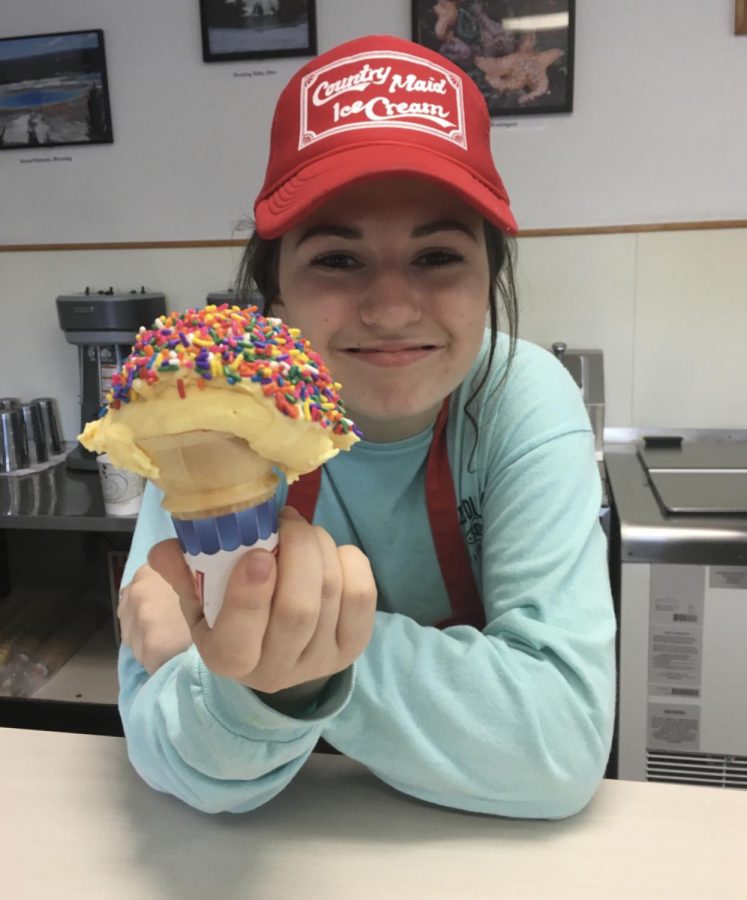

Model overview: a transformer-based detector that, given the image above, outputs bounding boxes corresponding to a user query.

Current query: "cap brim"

[254,144,518,239]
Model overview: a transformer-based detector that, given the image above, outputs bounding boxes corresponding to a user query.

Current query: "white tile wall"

[515,233,637,427]
[1,228,744,440]
[633,230,747,428]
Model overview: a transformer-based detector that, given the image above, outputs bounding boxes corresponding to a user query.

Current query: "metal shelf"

[1,452,137,533]
[1,464,129,733]
[0,619,121,736]
[33,621,119,706]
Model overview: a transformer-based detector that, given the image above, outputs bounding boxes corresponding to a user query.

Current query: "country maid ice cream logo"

[299,50,467,150]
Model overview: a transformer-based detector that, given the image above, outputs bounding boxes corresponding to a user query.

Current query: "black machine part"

[56,288,166,344]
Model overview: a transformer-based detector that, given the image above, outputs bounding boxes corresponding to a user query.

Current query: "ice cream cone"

[137,430,280,628]
[78,305,361,628]
[136,430,277,519]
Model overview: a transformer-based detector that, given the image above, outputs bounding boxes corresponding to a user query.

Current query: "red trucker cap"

[253,34,518,238]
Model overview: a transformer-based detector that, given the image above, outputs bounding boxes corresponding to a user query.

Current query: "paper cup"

[172,496,278,628]
[96,453,145,516]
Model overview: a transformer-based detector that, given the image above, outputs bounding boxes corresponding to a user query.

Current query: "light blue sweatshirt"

[119,333,616,818]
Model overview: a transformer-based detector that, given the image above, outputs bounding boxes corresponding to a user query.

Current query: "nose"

[358,270,422,331]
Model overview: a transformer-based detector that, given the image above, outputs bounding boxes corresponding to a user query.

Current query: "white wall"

[1,0,746,242]
[1,1,745,440]
[517,229,747,431]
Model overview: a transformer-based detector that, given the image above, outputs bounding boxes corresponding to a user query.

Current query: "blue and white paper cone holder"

[172,496,278,628]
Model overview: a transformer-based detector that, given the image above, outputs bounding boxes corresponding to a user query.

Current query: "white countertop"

[3,726,746,899]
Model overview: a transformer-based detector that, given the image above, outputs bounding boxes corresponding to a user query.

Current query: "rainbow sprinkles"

[106,304,360,438]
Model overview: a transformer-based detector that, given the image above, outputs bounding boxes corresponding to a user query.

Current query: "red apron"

[287,398,485,631]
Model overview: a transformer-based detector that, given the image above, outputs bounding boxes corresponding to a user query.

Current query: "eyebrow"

[295,224,361,247]
[295,218,479,247]
[411,219,479,241]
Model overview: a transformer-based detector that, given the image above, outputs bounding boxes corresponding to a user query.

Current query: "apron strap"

[286,466,321,524]
[286,397,485,630]
[424,399,485,630]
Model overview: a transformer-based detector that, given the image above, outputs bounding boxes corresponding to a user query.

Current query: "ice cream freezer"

[605,430,747,789]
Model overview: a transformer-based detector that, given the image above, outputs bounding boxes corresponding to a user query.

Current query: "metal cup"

[0,475,16,515]
[31,397,64,456]
[19,401,49,465]
[3,471,41,515]
[0,408,30,472]
[0,397,21,411]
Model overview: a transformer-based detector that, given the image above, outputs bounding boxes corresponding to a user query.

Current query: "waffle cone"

[137,431,277,520]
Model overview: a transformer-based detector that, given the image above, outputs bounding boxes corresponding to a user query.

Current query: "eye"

[310,252,361,269]
[414,249,464,268]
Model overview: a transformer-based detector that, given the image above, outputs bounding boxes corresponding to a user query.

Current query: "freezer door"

[617,561,747,786]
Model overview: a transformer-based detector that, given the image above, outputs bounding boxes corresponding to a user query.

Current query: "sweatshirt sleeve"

[117,481,354,814]
[118,349,616,819]
[322,369,617,819]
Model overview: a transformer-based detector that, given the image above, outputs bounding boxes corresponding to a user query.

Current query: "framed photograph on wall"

[412,0,574,117]
[736,0,747,35]
[199,0,317,62]
[0,29,113,150]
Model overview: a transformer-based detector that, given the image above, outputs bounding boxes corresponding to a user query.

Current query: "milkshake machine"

[56,287,166,470]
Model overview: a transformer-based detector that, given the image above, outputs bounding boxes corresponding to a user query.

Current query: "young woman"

[118,34,616,818]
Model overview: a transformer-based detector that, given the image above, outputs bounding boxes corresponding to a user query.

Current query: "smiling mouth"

[341,345,441,368]
[345,344,438,353]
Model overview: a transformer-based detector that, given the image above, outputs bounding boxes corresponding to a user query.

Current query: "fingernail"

[244,551,273,584]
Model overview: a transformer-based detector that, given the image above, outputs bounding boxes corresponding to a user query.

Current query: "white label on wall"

[233,69,277,78]
[490,120,547,131]
[18,156,74,164]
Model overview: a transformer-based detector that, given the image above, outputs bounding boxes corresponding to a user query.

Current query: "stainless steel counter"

[0,450,136,532]
[605,447,747,566]
[604,434,747,566]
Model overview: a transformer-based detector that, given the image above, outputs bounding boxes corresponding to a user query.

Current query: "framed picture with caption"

[412,0,575,117]
[736,0,747,35]
[0,29,113,151]
[200,0,317,62]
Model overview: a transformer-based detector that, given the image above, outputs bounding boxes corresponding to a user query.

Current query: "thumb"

[238,549,276,587]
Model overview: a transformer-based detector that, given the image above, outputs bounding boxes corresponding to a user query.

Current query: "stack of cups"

[0,398,27,473]
[0,396,64,474]
[32,398,64,458]
[0,395,143,516]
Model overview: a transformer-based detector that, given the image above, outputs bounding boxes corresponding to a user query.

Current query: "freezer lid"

[646,470,747,514]
[605,450,747,563]
[637,441,747,514]
[638,441,747,470]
